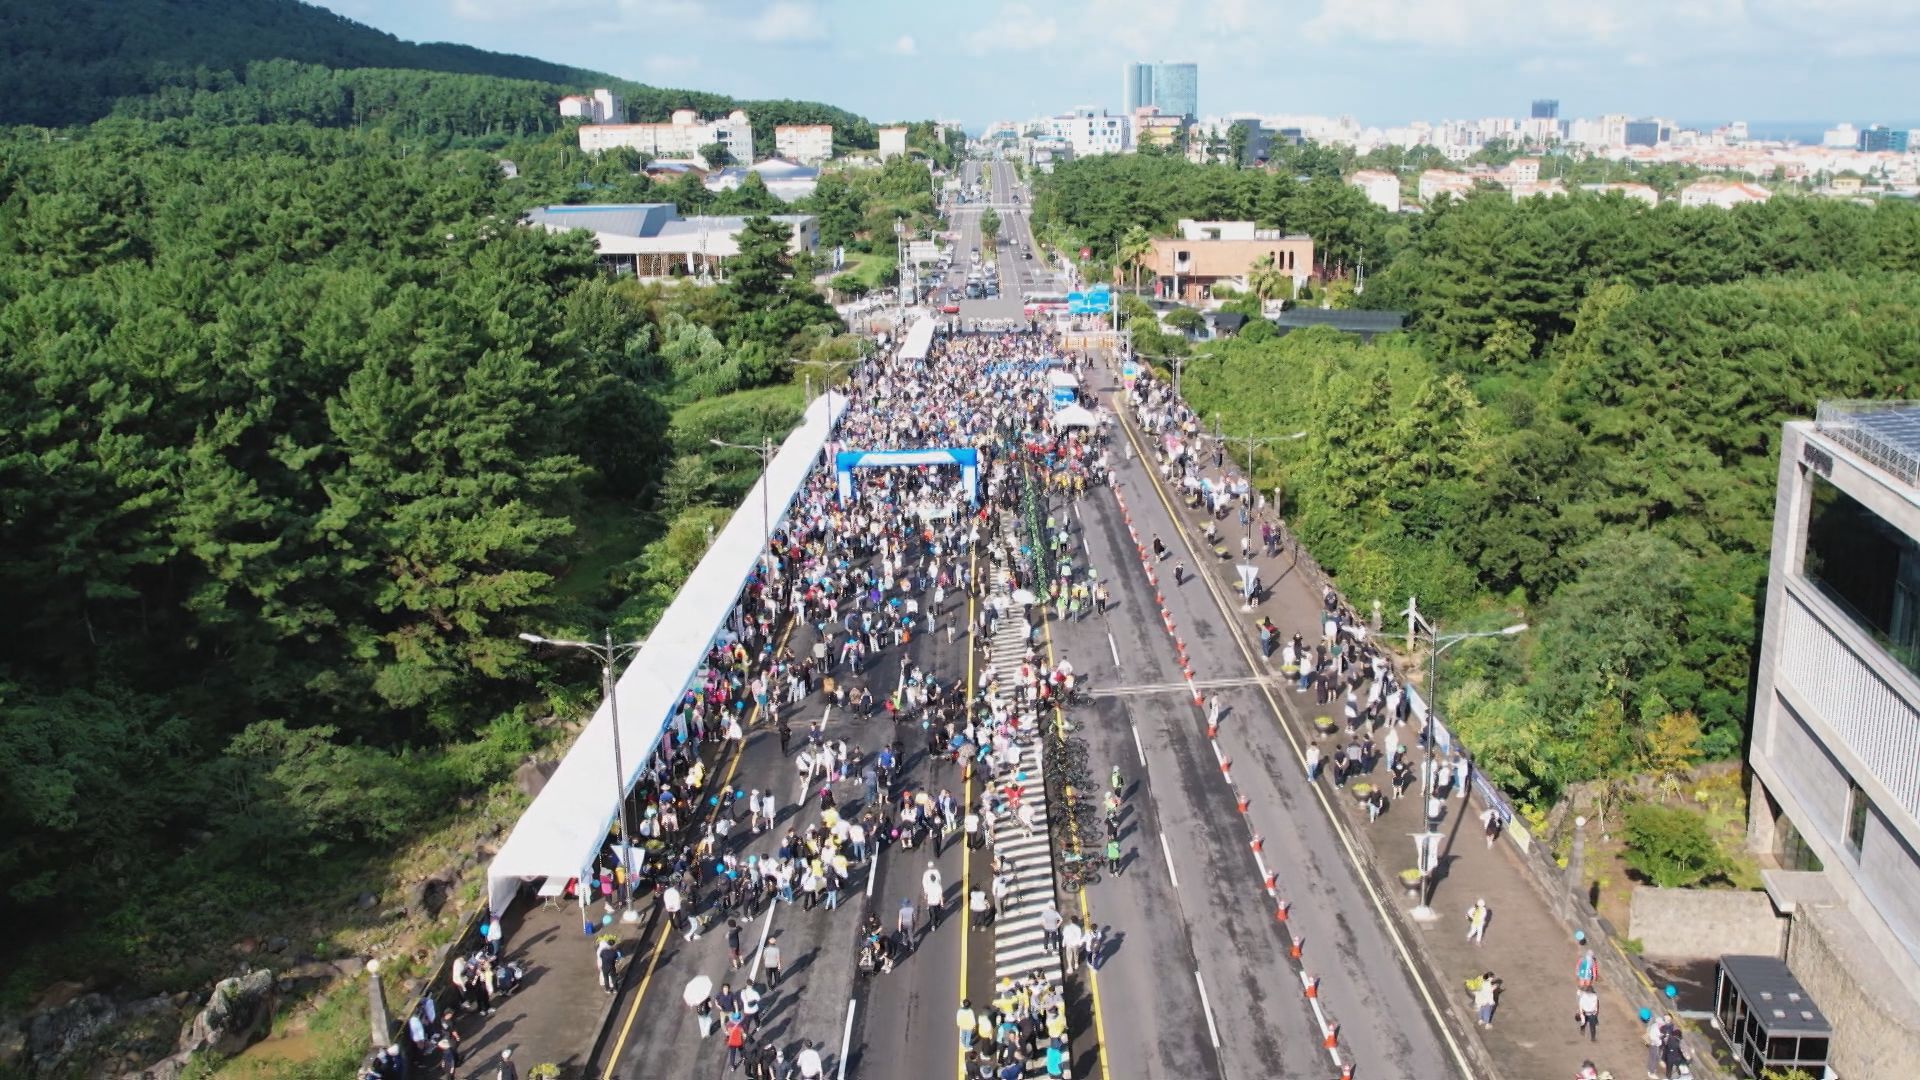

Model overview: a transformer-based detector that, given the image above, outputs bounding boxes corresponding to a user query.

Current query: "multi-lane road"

[597,156,1466,1080]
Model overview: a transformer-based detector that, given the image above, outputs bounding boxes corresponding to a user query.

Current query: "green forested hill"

[0,0,877,149]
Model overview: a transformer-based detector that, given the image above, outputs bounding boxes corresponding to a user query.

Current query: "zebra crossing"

[985,519,1071,1077]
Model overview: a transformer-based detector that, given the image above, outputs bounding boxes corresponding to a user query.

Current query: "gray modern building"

[1746,401,1920,1079]
[1122,61,1198,122]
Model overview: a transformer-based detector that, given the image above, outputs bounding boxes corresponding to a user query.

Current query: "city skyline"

[311,0,1920,129]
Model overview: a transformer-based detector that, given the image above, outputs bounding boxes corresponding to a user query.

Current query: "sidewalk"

[1108,392,1662,1080]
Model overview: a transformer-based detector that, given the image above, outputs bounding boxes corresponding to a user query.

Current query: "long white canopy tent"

[485,389,850,917]
[898,314,936,364]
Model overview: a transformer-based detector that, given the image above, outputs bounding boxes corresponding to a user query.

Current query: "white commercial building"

[1346,169,1401,213]
[579,109,754,165]
[1678,179,1773,209]
[559,88,623,123]
[1417,169,1476,203]
[878,126,909,160]
[1047,108,1129,158]
[523,202,816,279]
[775,124,834,163]
[1578,182,1660,206]
[1746,402,1920,1079]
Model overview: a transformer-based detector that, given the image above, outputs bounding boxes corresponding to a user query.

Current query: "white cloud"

[965,2,1060,54]
[1299,0,1920,59]
[448,0,599,22]
[893,34,918,56]
[747,0,828,43]
[644,55,700,80]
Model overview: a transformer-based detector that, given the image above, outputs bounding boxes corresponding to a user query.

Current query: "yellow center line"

[956,541,978,1080]
[1038,491,1114,1080]
[1107,387,1476,1079]
[599,616,797,1080]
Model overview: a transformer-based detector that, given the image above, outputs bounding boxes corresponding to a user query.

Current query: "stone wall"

[1786,905,1920,1080]
[1628,887,1786,959]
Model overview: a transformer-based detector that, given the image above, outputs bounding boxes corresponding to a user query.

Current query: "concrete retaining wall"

[1628,887,1786,959]
[1788,905,1920,1080]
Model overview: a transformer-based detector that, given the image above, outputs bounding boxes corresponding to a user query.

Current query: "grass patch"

[552,501,655,603]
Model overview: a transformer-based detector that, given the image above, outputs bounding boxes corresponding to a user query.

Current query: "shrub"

[1622,803,1727,888]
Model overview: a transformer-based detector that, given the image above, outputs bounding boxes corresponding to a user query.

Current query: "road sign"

[1066,288,1112,315]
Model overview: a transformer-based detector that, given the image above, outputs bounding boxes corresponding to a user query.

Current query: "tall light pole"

[1214,429,1307,541]
[711,436,778,571]
[893,218,908,325]
[1407,619,1528,921]
[517,629,646,918]
[787,357,860,405]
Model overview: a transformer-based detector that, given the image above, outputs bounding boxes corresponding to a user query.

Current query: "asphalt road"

[1034,357,1466,1080]
[602,551,993,1080]
[944,153,1060,322]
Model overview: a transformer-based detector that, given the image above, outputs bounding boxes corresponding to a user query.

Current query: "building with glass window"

[1746,401,1920,1078]
[1121,61,1198,129]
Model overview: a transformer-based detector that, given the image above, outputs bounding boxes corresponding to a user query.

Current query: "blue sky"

[314,0,1920,129]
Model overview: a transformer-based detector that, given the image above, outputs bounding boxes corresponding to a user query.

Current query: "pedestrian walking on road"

[923,863,945,932]
[595,937,619,992]
[1061,918,1083,974]
[1576,987,1600,1042]
[1466,899,1490,946]
[1473,973,1501,1027]
[727,918,743,969]
[495,1049,516,1080]
[1641,1009,1663,1078]
[1084,924,1107,971]
[1039,902,1062,951]
[762,935,783,987]
[1206,695,1222,727]
[956,1000,978,1050]
[1105,836,1122,876]
[1482,805,1505,849]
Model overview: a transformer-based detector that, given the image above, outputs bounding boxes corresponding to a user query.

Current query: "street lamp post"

[1214,429,1308,541]
[517,629,646,919]
[1406,618,1528,921]
[711,437,778,571]
[893,219,908,326]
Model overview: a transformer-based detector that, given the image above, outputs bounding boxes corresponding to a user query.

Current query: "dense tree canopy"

[0,109,852,992]
[1040,155,1920,805]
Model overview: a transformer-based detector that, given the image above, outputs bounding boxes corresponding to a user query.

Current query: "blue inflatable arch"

[834,447,980,505]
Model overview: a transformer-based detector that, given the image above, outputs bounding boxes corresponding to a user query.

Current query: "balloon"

[1664,985,1677,999]
[601,913,614,925]
[1639,1008,1653,1022]
[1573,930,1586,943]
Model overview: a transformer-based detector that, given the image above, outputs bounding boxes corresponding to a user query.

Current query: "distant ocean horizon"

[1685,120,1920,145]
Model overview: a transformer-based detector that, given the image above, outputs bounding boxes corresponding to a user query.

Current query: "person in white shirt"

[1060,918,1084,974]
[791,1039,825,1078]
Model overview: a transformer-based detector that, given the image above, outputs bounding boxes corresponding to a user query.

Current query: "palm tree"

[1246,253,1289,308]
[1117,225,1154,297]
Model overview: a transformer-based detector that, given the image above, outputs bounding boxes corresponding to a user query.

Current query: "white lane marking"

[866,844,881,898]
[1195,971,1222,1050]
[747,900,776,979]
[1160,833,1180,888]
[1130,722,1147,768]
[837,997,858,1080]
[1108,632,1121,667]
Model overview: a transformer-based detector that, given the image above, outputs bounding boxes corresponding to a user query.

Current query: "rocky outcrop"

[177,970,275,1057]
[24,993,119,1067]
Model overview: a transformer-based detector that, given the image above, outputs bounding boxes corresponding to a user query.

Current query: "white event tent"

[485,389,849,916]
[898,315,936,364]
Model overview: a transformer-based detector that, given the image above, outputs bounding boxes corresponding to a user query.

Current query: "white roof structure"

[898,316,937,363]
[1045,370,1080,390]
[1050,404,1100,430]
[485,389,849,915]
[523,203,817,258]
